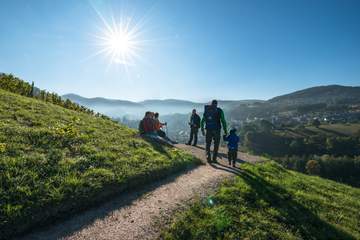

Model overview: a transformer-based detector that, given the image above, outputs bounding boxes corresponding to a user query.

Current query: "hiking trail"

[20,144,264,240]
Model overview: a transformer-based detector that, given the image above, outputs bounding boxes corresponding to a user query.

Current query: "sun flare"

[94,16,142,66]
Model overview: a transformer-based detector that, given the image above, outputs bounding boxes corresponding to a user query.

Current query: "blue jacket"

[224,133,239,150]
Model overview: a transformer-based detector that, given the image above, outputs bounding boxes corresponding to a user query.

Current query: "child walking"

[223,128,240,167]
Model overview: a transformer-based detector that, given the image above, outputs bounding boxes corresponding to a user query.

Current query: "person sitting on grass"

[154,112,178,144]
[139,111,176,145]
[139,111,157,135]
[223,128,240,167]
[154,112,167,138]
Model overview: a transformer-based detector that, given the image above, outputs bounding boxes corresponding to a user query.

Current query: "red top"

[143,117,156,133]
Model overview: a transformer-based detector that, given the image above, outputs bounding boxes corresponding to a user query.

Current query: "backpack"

[204,105,222,130]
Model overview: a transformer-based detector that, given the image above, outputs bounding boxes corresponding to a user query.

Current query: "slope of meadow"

[161,162,360,240]
[0,89,199,239]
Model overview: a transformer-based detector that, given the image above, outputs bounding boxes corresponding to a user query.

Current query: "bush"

[306,160,321,175]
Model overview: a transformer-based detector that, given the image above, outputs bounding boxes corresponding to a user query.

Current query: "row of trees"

[0,73,110,120]
[278,155,360,187]
[243,128,360,157]
[239,121,360,186]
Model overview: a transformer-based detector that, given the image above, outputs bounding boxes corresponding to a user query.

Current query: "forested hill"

[269,85,360,106]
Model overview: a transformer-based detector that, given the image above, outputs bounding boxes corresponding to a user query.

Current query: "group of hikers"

[138,111,176,144]
[138,100,239,167]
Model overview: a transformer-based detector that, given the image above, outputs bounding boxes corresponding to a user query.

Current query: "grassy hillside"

[161,162,360,240]
[305,124,360,137]
[0,89,200,239]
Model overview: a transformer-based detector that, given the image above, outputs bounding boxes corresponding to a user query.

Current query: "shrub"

[306,160,321,176]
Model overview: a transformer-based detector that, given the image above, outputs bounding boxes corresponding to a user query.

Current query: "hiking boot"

[232,162,236,167]
[212,154,218,163]
[185,142,191,145]
[228,161,231,166]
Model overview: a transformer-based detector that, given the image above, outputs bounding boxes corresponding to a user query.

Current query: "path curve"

[19,145,263,240]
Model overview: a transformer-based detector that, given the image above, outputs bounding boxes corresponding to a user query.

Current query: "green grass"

[161,162,360,240]
[304,124,360,137]
[279,124,360,139]
[0,89,200,239]
[319,124,360,136]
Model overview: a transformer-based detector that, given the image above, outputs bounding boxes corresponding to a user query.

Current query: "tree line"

[0,73,110,120]
[239,120,360,186]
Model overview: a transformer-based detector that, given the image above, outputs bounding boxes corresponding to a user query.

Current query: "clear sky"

[0,0,359,102]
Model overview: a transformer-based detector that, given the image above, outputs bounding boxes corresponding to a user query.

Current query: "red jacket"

[143,117,156,133]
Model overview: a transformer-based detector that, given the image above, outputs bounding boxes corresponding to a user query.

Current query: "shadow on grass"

[239,170,355,240]
[18,162,200,240]
[142,135,174,158]
[208,152,248,176]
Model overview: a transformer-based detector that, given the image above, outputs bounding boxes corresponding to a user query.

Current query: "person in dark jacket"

[223,128,240,167]
[201,100,228,162]
[186,109,201,146]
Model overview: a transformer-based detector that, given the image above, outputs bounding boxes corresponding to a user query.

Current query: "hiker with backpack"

[186,109,201,146]
[201,100,228,163]
[223,128,240,167]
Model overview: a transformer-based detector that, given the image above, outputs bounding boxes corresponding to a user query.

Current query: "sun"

[94,16,142,66]
[108,31,131,55]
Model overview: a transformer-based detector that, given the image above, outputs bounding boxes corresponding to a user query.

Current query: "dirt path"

[19,144,263,240]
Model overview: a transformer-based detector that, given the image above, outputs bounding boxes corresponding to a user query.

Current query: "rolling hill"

[0,88,199,239]
[62,93,143,108]
[229,84,360,122]
[269,85,360,106]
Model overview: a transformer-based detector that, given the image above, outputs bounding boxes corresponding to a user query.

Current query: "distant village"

[231,104,360,127]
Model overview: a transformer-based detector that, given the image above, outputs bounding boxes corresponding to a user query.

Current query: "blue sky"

[0,0,359,102]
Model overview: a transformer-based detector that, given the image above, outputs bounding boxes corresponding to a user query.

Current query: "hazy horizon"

[1,0,360,102]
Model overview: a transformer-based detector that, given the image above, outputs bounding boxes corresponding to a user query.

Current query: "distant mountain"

[62,94,263,118]
[269,85,360,106]
[229,84,360,122]
[140,99,202,107]
[62,94,143,108]
[218,100,265,109]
